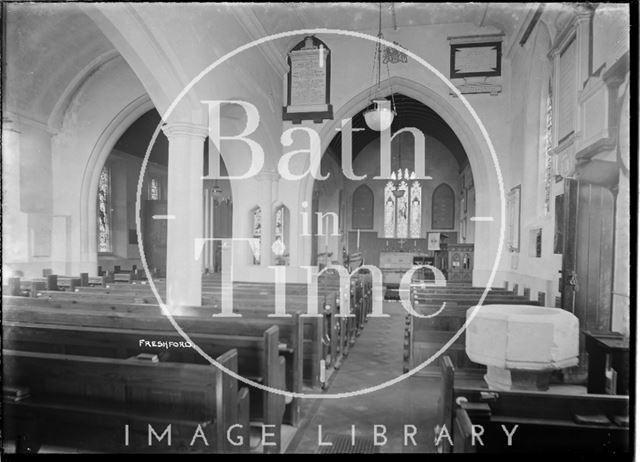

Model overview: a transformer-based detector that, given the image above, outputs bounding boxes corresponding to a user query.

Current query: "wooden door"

[574,183,615,331]
[560,178,615,376]
[559,178,578,311]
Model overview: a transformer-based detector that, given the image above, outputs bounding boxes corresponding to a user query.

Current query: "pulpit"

[447,244,473,283]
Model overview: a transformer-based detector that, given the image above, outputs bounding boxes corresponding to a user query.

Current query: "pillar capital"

[256,169,280,183]
[162,122,208,140]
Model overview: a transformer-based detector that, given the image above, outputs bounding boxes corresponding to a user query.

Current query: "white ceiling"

[239,3,532,38]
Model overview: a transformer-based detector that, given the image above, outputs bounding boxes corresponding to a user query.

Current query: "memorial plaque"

[290,49,327,108]
[450,41,501,78]
[283,36,333,122]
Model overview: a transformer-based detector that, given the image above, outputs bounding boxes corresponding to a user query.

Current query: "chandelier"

[363,3,397,131]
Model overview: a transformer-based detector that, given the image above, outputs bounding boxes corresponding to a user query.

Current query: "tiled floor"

[288,302,441,454]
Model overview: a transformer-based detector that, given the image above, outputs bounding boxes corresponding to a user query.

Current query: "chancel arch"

[309,89,476,281]
[300,77,498,285]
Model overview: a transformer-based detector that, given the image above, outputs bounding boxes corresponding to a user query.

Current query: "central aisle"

[288,302,441,453]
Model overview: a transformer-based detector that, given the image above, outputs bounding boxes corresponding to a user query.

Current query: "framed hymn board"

[283,36,333,123]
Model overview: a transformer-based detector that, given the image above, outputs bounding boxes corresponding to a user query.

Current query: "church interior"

[2,2,632,454]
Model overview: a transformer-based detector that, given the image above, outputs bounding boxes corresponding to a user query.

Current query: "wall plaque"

[283,36,333,123]
[450,41,502,78]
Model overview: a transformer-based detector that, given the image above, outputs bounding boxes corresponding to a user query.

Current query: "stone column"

[162,122,208,307]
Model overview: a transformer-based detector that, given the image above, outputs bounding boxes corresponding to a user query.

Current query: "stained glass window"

[383,179,422,239]
[409,181,422,238]
[273,206,289,263]
[97,165,112,253]
[396,181,409,238]
[542,80,554,215]
[148,178,161,200]
[274,207,283,239]
[384,182,395,238]
[251,207,262,265]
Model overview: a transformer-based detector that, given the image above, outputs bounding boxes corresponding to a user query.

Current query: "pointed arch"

[352,184,374,230]
[432,183,455,230]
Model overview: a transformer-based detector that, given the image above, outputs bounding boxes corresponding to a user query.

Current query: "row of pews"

[410,283,630,453]
[436,355,630,453]
[404,283,542,376]
[3,271,373,453]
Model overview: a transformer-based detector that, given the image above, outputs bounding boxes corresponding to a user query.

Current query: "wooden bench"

[7,275,108,298]
[406,282,540,376]
[24,287,333,389]
[436,355,630,454]
[4,321,287,453]
[6,271,368,388]
[3,348,248,453]
[3,297,303,427]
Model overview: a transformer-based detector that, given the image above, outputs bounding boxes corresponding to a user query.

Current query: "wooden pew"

[3,348,248,453]
[7,271,363,387]
[11,275,107,297]
[406,280,541,376]
[24,288,332,389]
[4,321,286,453]
[436,355,630,454]
[74,281,342,362]
[3,297,303,428]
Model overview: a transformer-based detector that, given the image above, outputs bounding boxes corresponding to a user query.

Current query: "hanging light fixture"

[364,2,397,131]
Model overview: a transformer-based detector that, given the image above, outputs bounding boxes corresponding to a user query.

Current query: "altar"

[379,251,434,286]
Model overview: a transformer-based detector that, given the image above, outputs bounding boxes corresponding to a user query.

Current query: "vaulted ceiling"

[5,3,116,123]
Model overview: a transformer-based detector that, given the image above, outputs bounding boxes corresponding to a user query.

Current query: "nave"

[3,270,630,454]
[3,2,631,455]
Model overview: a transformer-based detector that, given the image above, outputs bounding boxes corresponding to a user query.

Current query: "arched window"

[148,177,161,200]
[251,207,262,265]
[273,205,290,265]
[432,183,455,230]
[541,79,554,215]
[97,164,113,253]
[352,185,374,230]
[383,177,422,238]
[409,181,422,237]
